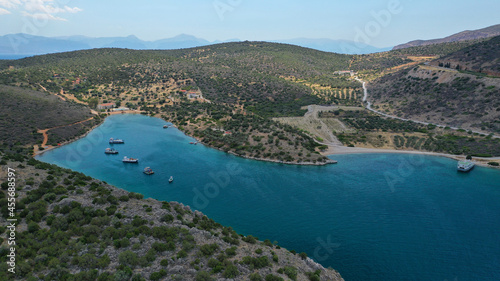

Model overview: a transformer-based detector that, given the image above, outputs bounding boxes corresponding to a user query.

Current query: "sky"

[0,0,499,47]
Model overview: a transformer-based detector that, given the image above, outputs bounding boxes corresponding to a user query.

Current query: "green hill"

[368,37,500,135]
[429,35,500,76]
[0,85,97,149]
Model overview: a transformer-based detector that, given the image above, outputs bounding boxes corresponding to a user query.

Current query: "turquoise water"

[37,114,500,281]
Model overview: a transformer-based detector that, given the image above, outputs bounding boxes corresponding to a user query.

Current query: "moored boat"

[104,148,119,154]
[457,160,474,172]
[123,156,139,163]
[143,167,154,175]
[109,138,125,144]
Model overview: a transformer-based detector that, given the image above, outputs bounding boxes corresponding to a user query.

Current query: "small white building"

[97,102,116,110]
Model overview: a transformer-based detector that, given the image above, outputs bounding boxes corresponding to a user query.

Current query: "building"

[334,70,355,76]
[97,103,116,110]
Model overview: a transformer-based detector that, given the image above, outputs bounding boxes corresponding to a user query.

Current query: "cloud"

[0,0,21,9]
[0,7,11,14]
[22,10,67,21]
[0,0,82,20]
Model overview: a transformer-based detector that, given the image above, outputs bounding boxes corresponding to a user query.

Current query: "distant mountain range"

[0,33,388,57]
[393,24,500,50]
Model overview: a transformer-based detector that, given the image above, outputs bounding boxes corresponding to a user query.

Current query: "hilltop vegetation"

[430,35,500,76]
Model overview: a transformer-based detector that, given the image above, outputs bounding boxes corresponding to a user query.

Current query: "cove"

[37,114,500,281]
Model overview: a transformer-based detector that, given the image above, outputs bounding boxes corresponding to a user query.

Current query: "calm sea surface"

[37,114,500,281]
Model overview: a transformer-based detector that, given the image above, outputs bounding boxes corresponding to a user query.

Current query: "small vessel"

[163,125,169,128]
[109,138,124,144]
[104,148,119,154]
[189,141,198,145]
[169,176,174,183]
[143,167,154,175]
[457,160,474,172]
[122,156,139,163]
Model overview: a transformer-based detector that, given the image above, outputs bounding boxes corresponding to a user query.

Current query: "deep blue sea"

[37,114,500,281]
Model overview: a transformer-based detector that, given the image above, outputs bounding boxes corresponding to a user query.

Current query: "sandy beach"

[321,144,500,169]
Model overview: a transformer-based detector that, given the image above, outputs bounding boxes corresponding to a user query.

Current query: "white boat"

[169,176,173,183]
[104,148,119,154]
[109,138,124,144]
[123,156,139,163]
[457,160,474,172]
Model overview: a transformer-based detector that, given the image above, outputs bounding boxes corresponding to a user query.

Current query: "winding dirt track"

[37,116,95,148]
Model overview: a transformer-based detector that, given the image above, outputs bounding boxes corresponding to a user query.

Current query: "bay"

[37,114,500,281]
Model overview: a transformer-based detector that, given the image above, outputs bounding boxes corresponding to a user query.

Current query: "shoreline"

[34,113,500,170]
[33,110,144,157]
[321,145,500,169]
[172,125,338,166]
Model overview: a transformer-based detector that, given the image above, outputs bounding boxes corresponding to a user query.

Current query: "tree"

[195,271,213,281]
[118,250,139,267]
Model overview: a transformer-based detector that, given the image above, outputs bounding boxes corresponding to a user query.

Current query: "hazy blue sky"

[1,0,499,47]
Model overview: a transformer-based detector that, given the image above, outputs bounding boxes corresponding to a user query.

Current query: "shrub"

[299,252,308,260]
[225,246,237,256]
[241,256,269,269]
[149,269,167,281]
[249,273,263,281]
[242,235,257,244]
[199,243,219,256]
[118,250,139,267]
[265,274,284,281]
[195,271,213,281]
[306,270,322,281]
[222,264,239,278]
[488,162,499,166]
[283,266,298,280]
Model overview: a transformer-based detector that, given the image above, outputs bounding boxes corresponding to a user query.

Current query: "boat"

[122,156,139,163]
[143,167,154,175]
[163,125,168,128]
[457,160,474,172]
[104,148,119,154]
[109,138,124,144]
[169,176,173,183]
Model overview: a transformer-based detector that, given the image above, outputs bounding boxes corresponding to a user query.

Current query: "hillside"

[429,35,500,77]
[368,38,500,136]
[0,42,377,164]
[0,85,98,149]
[2,40,497,161]
[393,24,500,50]
[0,154,343,281]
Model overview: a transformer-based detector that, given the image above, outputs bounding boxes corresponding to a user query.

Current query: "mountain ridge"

[0,33,387,57]
[393,24,500,50]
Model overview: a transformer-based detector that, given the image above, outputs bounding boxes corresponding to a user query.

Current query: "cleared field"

[274,105,358,145]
